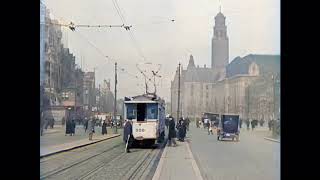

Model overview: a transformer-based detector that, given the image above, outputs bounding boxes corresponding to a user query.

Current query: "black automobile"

[217,114,240,141]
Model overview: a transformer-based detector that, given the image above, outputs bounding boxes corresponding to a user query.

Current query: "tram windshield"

[126,103,136,120]
[147,103,158,119]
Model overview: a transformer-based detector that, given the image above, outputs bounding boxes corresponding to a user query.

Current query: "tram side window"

[126,104,136,120]
[147,103,158,119]
[137,103,146,121]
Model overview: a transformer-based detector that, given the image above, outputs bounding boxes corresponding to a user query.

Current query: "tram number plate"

[136,128,145,132]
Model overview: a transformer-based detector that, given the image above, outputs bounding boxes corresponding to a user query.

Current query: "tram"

[124,93,165,146]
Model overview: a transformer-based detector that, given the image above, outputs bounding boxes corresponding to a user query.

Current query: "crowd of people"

[40,115,112,140]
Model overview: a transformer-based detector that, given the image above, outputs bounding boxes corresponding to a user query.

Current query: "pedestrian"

[177,118,187,141]
[196,118,200,128]
[204,117,209,130]
[239,118,243,129]
[65,118,72,136]
[40,113,44,136]
[251,119,255,131]
[102,120,107,135]
[260,118,265,127]
[84,118,88,132]
[51,118,55,129]
[168,116,177,146]
[208,121,214,135]
[123,119,133,153]
[71,119,76,136]
[245,119,250,130]
[88,117,95,140]
[186,117,190,131]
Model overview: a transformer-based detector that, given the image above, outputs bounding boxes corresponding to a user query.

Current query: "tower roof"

[187,55,196,69]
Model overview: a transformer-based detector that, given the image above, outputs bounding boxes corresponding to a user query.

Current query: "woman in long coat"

[102,120,107,135]
[168,117,177,146]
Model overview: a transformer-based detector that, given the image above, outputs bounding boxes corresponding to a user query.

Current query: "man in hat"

[123,119,133,153]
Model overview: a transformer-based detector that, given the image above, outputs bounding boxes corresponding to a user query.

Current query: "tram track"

[40,143,123,179]
[41,137,167,180]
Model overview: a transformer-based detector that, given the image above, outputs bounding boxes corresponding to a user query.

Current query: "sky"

[44,0,280,102]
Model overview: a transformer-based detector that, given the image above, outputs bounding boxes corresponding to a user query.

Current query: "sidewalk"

[40,133,120,158]
[152,139,203,180]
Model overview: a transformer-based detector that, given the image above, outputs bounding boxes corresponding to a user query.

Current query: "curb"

[152,140,168,180]
[40,134,120,158]
[264,137,280,143]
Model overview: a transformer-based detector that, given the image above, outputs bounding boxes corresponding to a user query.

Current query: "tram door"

[137,103,146,121]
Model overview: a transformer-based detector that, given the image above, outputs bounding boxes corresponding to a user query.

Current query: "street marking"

[186,141,204,180]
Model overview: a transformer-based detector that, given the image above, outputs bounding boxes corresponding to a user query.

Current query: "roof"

[184,68,217,83]
[226,54,280,78]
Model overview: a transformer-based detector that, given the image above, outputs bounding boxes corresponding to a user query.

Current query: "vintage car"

[217,114,240,141]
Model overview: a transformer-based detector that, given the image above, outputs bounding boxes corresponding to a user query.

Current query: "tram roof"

[124,94,164,103]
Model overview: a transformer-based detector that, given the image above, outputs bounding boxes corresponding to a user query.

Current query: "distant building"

[171,10,280,121]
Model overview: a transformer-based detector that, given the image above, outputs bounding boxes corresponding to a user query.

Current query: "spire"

[187,55,195,69]
[219,0,221,13]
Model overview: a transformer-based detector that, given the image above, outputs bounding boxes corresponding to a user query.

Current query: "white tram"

[124,94,165,146]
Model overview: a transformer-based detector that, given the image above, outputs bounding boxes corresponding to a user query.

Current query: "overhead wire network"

[111,0,147,62]
[42,5,139,83]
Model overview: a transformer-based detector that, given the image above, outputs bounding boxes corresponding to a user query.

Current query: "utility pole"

[247,86,250,119]
[114,62,118,134]
[74,71,77,120]
[98,84,101,113]
[177,63,181,121]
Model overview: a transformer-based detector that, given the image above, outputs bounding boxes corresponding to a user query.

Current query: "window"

[126,103,136,120]
[206,85,209,90]
[147,103,158,119]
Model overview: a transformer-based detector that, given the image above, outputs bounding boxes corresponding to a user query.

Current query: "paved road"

[40,134,165,180]
[40,125,120,147]
[188,124,280,180]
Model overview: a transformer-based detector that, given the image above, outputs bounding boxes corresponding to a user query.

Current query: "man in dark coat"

[123,120,133,153]
[168,116,177,146]
[102,120,107,135]
[245,119,250,130]
[70,119,76,136]
[251,119,256,130]
[65,119,72,136]
[239,118,243,129]
[177,118,186,142]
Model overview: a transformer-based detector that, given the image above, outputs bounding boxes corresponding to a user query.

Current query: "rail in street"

[40,135,166,180]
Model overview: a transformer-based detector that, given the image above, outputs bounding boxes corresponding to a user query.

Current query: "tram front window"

[126,103,136,120]
[137,103,146,121]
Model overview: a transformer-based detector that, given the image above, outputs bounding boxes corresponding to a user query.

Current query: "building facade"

[171,10,280,122]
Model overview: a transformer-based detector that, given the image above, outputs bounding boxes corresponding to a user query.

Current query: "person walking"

[178,118,187,141]
[40,113,44,136]
[196,118,200,128]
[71,119,76,136]
[239,118,243,129]
[208,121,214,135]
[123,120,133,153]
[251,119,255,131]
[102,120,107,135]
[88,117,95,140]
[185,117,190,131]
[84,118,88,133]
[168,116,177,146]
[65,118,71,136]
[245,119,250,130]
